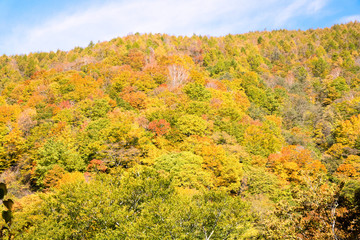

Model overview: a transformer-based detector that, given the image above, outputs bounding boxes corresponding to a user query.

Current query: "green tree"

[183,82,211,101]
[176,114,209,137]
[36,139,85,185]
[154,151,213,189]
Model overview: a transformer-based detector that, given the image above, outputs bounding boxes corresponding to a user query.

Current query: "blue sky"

[0,0,359,55]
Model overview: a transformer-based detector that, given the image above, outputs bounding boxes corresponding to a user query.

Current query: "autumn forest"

[0,22,359,239]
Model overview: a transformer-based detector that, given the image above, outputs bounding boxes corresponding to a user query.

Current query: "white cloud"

[273,0,328,27]
[2,0,329,55]
[306,0,327,14]
[340,15,360,23]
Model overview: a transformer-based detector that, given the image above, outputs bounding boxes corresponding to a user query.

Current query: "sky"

[0,0,359,55]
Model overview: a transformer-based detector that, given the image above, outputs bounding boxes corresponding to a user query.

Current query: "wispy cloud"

[273,0,328,27]
[307,0,327,14]
[340,14,360,23]
[1,0,329,55]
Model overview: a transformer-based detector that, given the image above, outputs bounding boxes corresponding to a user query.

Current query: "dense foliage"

[0,22,359,239]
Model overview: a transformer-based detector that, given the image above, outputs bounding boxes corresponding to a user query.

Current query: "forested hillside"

[0,22,359,239]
